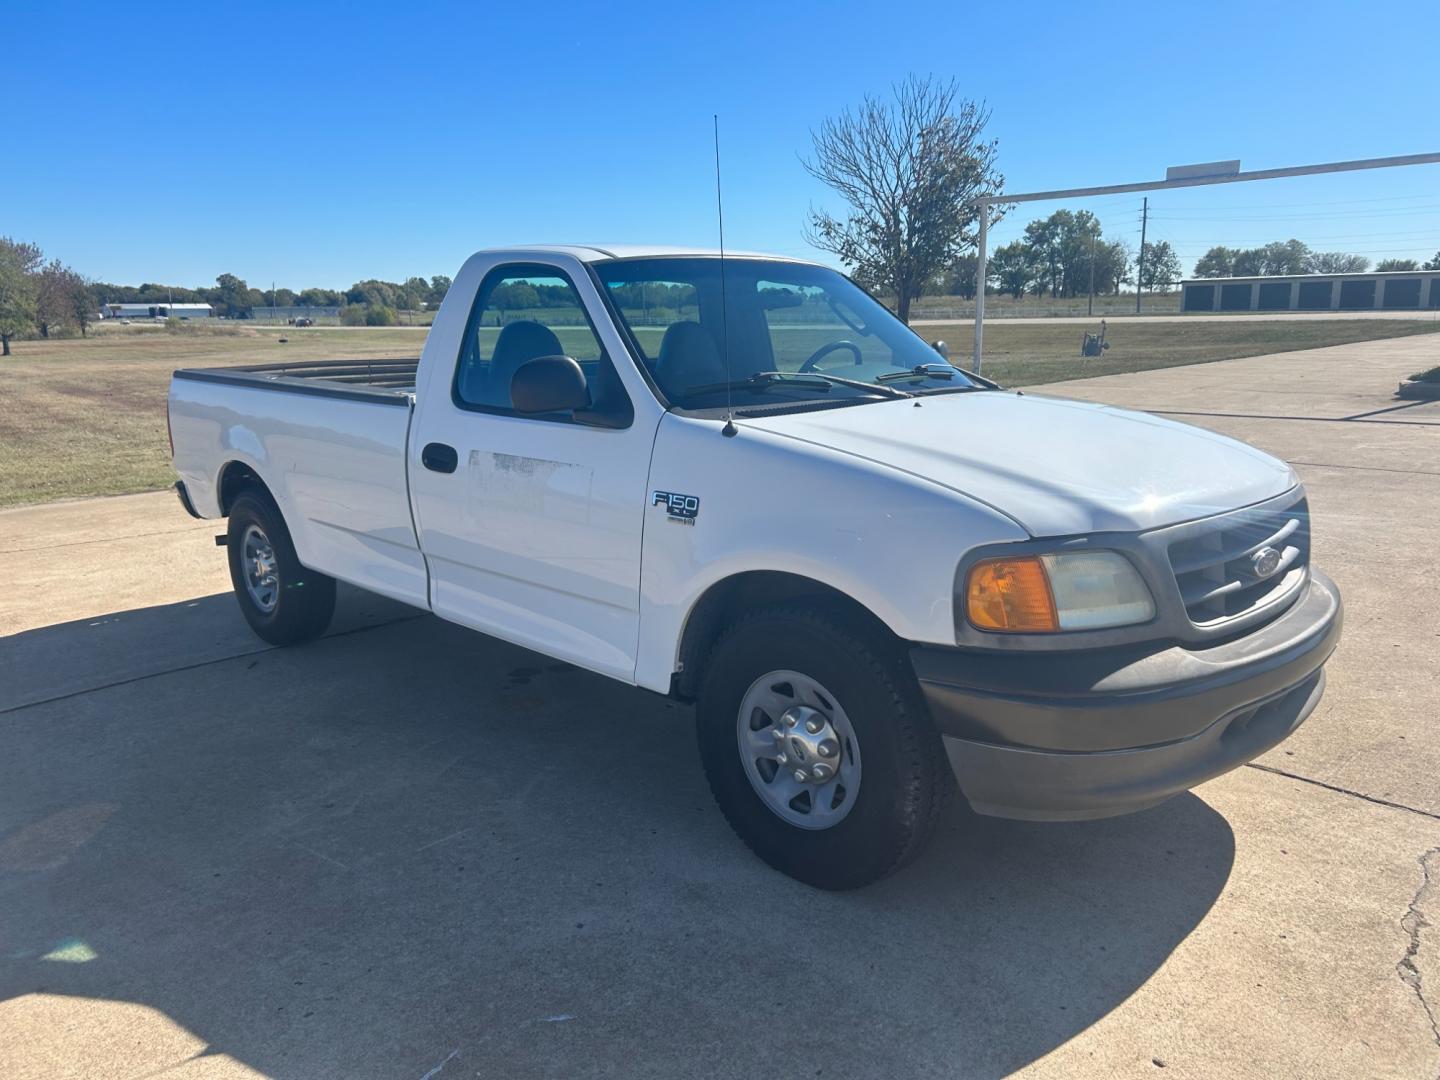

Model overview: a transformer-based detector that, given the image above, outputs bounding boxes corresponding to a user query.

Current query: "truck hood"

[740,390,1298,537]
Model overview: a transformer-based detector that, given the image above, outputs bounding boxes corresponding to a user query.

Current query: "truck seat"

[461,320,565,407]
[655,321,727,397]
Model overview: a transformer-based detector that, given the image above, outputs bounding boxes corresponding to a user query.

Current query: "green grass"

[930,318,1440,386]
[0,323,428,508]
[2,317,1438,509]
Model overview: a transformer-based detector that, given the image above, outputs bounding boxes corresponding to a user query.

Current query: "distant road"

[911,309,1440,326]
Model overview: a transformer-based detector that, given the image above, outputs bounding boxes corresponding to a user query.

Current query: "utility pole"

[973,204,988,372]
[1136,197,1148,314]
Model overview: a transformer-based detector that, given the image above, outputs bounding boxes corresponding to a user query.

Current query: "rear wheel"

[226,490,335,645]
[696,605,952,890]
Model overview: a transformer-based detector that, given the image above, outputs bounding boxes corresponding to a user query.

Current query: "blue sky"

[4,0,1437,289]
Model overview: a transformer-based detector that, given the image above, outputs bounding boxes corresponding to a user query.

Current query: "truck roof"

[495,244,815,264]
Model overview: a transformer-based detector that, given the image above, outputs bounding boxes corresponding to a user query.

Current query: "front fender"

[634,414,1027,693]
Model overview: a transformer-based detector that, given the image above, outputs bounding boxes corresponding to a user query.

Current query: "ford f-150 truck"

[169,245,1342,889]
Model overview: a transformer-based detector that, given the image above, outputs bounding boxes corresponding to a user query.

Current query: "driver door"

[408,260,658,681]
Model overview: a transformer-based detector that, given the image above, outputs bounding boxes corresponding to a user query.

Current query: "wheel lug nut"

[794,769,807,783]
[784,714,798,728]
[776,753,787,765]
[805,718,823,734]
[817,739,837,758]
[812,764,832,781]
[772,728,785,741]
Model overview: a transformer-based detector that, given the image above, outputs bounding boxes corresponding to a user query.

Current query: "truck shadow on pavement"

[0,592,1236,1079]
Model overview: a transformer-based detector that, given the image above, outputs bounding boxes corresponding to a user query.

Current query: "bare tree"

[803,75,1003,323]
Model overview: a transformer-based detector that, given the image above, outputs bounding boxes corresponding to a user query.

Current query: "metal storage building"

[1180,271,1439,313]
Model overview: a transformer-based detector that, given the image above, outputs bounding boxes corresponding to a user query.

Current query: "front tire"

[696,605,952,890]
[226,490,335,646]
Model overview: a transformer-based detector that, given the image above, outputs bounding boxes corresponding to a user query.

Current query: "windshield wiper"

[685,371,911,399]
[875,363,960,383]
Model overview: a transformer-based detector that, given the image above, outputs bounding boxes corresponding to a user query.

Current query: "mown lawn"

[2,318,1437,508]
[926,318,1440,386]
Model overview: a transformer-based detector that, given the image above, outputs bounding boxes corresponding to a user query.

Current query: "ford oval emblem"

[1252,546,1282,579]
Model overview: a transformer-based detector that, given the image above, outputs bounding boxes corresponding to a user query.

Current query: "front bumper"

[912,570,1342,821]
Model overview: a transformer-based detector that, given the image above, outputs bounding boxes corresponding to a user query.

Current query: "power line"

[1143,191,1440,211]
[1153,206,1440,221]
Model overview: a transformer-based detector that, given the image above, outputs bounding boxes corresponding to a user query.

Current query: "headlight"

[965,551,1155,633]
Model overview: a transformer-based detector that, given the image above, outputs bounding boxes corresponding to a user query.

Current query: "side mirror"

[931,340,949,360]
[510,355,589,414]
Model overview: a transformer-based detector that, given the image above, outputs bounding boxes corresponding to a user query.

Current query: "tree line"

[970,210,1181,300]
[93,273,453,321]
[1192,241,1440,278]
[0,233,458,354]
[0,238,94,355]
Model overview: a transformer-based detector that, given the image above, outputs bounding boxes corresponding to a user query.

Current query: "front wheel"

[696,605,953,890]
[226,490,336,645]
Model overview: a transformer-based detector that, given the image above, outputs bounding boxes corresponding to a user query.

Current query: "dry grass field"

[0,324,425,508]
[2,317,1437,507]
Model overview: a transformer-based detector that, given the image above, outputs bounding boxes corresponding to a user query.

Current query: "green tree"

[944,254,979,299]
[1193,246,1238,278]
[989,241,1032,299]
[1094,240,1131,294]
[1222,239,1313,277]
[1139,240,1181,293]
[427,275,452,307]
[803,75,1003,323]
[365,304,398,327]
[340,304,367,326]
[1308,251,1370,274]
[1423,251,1440,271]
[299,287,342,307]
[0,238,42,355]
[491,281,539,312]
[1375,258,1419,272]
[1021,214,1062,297]
[35,259,73,338]
[214,273,255,318]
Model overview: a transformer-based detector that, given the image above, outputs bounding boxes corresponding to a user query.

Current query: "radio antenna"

[714,114,737,437]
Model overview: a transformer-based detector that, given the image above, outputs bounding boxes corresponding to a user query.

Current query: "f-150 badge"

[652,490,699,525]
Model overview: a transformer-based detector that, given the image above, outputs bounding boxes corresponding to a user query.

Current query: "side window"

[455,264,628,422]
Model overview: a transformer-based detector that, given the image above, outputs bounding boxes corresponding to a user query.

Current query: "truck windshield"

[595,257,979,410]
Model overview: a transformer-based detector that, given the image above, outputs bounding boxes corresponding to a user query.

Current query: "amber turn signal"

[966,556,1059,632]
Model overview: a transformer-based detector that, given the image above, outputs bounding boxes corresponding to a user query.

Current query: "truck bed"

[172,357,420,405]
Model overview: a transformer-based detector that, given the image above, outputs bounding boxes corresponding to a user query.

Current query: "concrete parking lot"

[2,334,1438,1079]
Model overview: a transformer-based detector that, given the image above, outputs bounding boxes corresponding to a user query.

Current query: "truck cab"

[170,245,1341,889]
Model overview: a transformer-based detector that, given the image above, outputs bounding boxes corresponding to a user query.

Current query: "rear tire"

[226,490,335,646]
[696,605,953,890]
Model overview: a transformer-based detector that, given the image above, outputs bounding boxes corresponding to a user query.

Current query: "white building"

[104,302,214,320]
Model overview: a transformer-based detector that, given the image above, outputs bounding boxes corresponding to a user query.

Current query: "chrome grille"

[1167,497,1310,625]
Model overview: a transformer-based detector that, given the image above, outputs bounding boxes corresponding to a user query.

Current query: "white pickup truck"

[170,245,1342,888]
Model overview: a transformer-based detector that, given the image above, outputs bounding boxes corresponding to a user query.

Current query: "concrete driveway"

[1,334,1437,1079]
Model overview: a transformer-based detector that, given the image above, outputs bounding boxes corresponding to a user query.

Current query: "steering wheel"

[799,340,862,373]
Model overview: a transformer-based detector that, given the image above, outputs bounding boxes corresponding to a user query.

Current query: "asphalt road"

[2,334,1438,1079]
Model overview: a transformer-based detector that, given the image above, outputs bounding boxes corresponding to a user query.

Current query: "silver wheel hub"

[737,670,862,830]
[241,524,279,613]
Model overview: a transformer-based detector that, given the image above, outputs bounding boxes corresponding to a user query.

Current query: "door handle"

[421,442,458,474]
